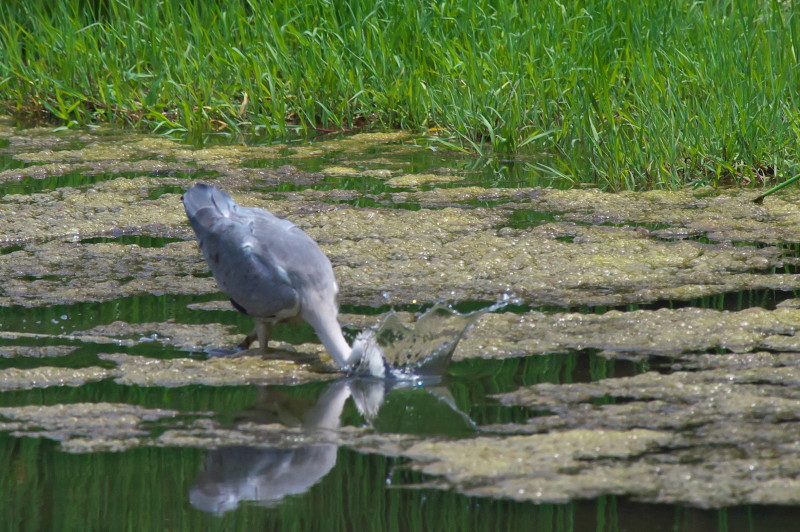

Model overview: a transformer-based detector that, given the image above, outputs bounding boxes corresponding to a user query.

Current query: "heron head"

[348,330,387,378]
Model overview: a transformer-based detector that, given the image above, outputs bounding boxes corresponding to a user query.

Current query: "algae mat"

[2,122,800,514]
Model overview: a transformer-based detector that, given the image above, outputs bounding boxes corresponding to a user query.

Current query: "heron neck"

[303,380,351,429]
[305,310,356,369]
[319,327,355,369]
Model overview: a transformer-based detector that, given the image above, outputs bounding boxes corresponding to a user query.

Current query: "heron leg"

[237,320,273,351]
[237,320,272,350]
[255,321,272,350]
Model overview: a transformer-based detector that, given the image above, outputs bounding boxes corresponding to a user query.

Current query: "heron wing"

[245,210,340,311]
[184,185,301,319]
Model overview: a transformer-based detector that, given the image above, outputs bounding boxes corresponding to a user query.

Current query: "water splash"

[349,297,515,380]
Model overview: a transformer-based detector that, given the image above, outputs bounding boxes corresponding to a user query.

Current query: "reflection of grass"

[0,433,579,530]
[3,1,799,189]
[0,169,91,196]
[78,235,183,247]
[0,170,200,196]
[0,430,774,529]
[0,293,247,335]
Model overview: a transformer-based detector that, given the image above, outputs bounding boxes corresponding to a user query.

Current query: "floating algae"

[74,320,243,352]
[0,366,111,390]
[8,305,800,368]
[455,306,800,361]
[332,353,800,509]
[477,362,800,508]
[0,402,183,453]
[0,239,217,307]
[390,186,800,244]
[358,428,674,503]
[5,122,800,515]
[99,352,333,387]
[0,344,76,358]
[2,153,798,309]
[384,173,465,187]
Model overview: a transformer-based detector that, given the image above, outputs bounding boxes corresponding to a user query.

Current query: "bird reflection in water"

[189,378,474,514]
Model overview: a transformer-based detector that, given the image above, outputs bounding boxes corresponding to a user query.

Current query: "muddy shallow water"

[2,121,800,530]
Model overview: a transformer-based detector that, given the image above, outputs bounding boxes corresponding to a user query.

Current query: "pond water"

[2,122,800,530]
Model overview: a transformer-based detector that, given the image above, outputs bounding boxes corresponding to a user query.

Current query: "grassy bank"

[1,0,799,189]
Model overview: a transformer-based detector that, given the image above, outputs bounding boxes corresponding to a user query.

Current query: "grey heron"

[182,184,366,371]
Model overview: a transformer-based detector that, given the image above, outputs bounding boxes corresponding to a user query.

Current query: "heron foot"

[206,347,244,358]
[237,331,258,350]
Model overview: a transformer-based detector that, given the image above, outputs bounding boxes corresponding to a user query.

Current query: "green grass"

[1,0,800,189]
